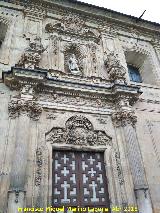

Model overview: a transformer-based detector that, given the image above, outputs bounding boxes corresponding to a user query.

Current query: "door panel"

[52,151,110,212]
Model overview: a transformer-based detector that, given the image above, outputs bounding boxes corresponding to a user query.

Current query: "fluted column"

[112,109,153,213]
[7,99,42,213]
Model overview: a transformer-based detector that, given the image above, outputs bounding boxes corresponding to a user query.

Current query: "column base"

[135,188,153,213]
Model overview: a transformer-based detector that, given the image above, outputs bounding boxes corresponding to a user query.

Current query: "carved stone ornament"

[45,13,85,35]
[62,13,85,33]
[112,110,137,127]
[15,189,20,203]
[17,37,46,69]
[115,152,124,185]
[8,99,42,120]
[46,115,112,146]
[35,147,43,186]
[24,4,46,19]
[104,52,126,83]
[45,15,100,42]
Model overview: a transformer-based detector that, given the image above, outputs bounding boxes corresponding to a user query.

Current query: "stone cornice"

[2,67,142,106]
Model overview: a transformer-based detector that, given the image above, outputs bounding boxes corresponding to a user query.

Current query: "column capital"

[8,99,42,121]
[112,109,137,127]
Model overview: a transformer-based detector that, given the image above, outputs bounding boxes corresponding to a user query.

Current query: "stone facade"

[0,0,160,212]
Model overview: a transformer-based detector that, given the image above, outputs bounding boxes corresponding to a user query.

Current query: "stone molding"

[2,0,160,42]
[3,67,142,116]
[8,99,42,120]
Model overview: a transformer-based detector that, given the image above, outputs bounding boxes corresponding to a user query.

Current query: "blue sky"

[77,0,160,24]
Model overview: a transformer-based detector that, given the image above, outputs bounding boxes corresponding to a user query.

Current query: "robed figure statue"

[68,54,81,75]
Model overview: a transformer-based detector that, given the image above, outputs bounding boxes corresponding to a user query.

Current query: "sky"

[77,0,160,24]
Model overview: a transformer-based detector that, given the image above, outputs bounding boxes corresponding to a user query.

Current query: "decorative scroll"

[46,115,112,146]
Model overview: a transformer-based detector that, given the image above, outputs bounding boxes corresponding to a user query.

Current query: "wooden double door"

[52,151,110,212]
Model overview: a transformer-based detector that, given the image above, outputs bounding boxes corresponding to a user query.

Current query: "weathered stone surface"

[0,0,160,212]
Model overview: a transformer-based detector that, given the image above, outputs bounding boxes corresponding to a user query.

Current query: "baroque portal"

[0,0,160,213]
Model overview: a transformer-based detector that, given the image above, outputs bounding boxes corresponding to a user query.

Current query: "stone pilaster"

[7,99,42,212]
[112,109,153,213]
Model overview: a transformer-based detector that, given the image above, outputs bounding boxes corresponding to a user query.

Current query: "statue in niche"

[68,54,81,75]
